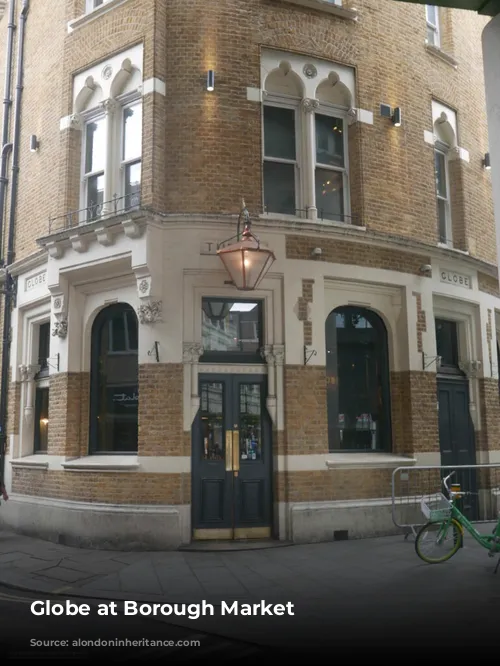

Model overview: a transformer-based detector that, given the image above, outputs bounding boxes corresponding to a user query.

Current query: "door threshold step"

[178,539,294,552]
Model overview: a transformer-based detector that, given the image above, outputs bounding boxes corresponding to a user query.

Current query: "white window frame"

[262,95,302,217]
[86,0,109,13]
[118,94,142,211]
[434,141,452,247]
[313,103,350,223]
[81,108,106,223]
[426,5,440,48]
[79,94,142,223]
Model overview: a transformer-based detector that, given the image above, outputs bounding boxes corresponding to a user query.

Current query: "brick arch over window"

[89,302,139,454]
[325,306,392,453]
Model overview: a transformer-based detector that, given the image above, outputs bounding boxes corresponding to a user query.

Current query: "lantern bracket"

[304,346,317,365]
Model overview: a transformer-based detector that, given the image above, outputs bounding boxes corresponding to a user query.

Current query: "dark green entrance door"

[192,374,272,540]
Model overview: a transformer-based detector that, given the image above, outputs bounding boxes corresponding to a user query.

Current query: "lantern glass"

[218,235,275,291]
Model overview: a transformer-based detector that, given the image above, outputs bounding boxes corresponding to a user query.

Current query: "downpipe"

[0,0,30,490]
[0,0,16,260]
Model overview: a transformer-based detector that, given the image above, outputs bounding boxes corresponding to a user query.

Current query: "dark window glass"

[315,114,344,168]
[326,306,391,452]
[263,106,296,160]
[37,323,50,377]
[34,387,49,453]
[90,304,139,453]
[201,299,262,360]
[263,162,296,215]
[435,319,459,369]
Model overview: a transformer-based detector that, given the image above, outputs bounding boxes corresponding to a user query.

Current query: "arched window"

[326,306,391,452]
[89,303,139,453]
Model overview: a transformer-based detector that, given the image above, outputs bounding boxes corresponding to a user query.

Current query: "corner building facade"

[0,0,499,549]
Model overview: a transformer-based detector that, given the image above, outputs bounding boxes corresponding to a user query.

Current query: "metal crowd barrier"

[391,464,500,537]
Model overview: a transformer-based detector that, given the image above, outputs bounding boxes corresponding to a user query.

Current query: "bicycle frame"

[440,472,500,552]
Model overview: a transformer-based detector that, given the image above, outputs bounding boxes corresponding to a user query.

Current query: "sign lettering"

[439,270,471,289]
[25,271,47,292]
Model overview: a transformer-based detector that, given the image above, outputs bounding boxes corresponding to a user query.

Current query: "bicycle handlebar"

[442,471,456,494]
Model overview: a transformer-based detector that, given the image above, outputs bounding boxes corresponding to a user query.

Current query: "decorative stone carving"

[19,364,40,383]
[301,97,319,113]
[459,359,482,379]
[138,300,162,324]
[69,113,83,131]
[260,345,274,365]
[347,107,358,125]
[272,344,285,366]
[101,64,113,80]
[101,98,118,115]
[52,318,68,339]
[52,295,65,315]
[183,343,204,363]
[303,63,317,79]
[136,275,152,299]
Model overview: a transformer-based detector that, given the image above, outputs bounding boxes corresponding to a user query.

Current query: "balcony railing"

[48,192,141,235]
[262,206,362,225]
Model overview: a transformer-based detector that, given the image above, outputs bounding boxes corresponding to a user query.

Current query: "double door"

[192,374,272,540]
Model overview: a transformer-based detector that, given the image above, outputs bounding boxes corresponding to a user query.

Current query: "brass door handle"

[225,430,233,471]
[233,430,240,474]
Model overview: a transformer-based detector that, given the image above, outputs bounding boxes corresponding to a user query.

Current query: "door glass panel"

[238,384,261,462]
[200,382,224,461]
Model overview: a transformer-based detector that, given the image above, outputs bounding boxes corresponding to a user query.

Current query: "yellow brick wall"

[0,0,492,264]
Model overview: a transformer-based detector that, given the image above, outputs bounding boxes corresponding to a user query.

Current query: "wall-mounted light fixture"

[206,70,215,92]
[30,134,39,152]
[483,152,491,170]
[380,104,402,127]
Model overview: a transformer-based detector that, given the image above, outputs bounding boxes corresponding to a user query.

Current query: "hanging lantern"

[217,200,276,291]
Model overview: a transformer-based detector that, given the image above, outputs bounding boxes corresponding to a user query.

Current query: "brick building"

[0,0,498,549]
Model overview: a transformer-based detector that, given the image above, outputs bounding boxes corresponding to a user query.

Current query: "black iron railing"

[48,192,141,235]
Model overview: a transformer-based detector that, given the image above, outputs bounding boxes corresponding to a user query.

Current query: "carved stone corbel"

[136,275,152,300]
[183,343,204,424]
[459,359,482,379]
[301,97,320,114]
[138,300,162,324]
[52,318,68,339]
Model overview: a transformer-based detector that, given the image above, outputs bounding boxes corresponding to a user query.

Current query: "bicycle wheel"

[414,519,463,564]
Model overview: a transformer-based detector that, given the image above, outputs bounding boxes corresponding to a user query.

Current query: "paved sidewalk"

[1,529,500,650]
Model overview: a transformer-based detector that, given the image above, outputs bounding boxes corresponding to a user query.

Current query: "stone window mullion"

[100,98,118,215]
[301,98,318,220]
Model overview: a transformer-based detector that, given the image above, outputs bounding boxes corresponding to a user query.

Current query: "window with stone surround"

[89,303,139,453]
[82,97,142,222]
[325,306,392,452]
[261,52,354,224]
[72,45,143,223]
[426,5,440,47]
[431,101,461,249]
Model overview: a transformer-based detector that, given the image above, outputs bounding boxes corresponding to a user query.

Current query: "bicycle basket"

[420,493,452,521]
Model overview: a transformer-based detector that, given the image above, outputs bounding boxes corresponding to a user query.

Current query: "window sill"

[61,455,139,472]
[425,43,458,70]
[10,455,50,470]
[68,0,133,33]
[437,242,470,256]
[259,212,365,231]
[325,453,416,470]
[277,0,358,21]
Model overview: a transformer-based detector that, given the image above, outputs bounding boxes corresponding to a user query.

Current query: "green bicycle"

[414,471,500,570]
